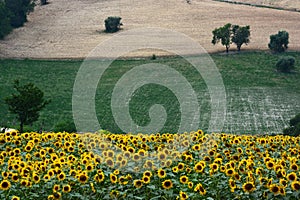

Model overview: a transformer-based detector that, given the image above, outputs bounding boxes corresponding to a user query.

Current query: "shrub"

[151,54,157,60]
[276,56,295,73]
[54,120,77,133]
[283,114,300,136]
[104,16,122,33]
[268,30,289,53]
[40,0,47,5]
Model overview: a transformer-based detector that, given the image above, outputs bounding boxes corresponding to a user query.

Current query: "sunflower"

[110,173,118,184]
[57,172,66,181]
[133,179,143,188]
[229,178,236,192]
[177,162,185,171]
[11,196,20,200]
[32,173,40,183]
[157,152,167,161]
[162,179,173,190]
[78,173,89,184]
[143,170,152,177]
[62,184,71,193]
[53,184,60,193]
[225,168,235,177]
[287,172,297,181]
[194,163,204,173]
[242,182,255,193]
[179,191,188,200]
[179,175,189,184]
[210,163,219,172]
[188,181,193,189]
[53,192,61,200]
[0,180,11,190]
[291,181,300,191]
[280,178,287,187]
[269,184,280,195]
[290,163,298,171]
[194,183,206,195]
[133,153,140,162]
[157,169,166,178]
[144,160,154,169]
[266,161,275,170]
[278,186,285,196]
[105,157,114,168]
[142,176,150,184]
[11,173,19,182]
[172,166,179,173]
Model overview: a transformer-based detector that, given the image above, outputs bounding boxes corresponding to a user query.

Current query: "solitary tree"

[104,16,122,33]
[4,80,50,133]
[231,25,250,51]
[268,30,289,53]
[212,23,232,53]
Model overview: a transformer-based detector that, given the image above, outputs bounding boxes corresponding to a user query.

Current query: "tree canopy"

[212,23,250,52]
[4,80,50,133]
[268,30,289,53]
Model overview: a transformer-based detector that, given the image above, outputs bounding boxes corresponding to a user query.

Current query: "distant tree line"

[0,0,35,39]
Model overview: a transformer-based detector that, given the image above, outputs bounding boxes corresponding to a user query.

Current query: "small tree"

[283,114,300,136]
[4,80,50,133]
[276,56,295,73]
[268,30,289,53]
[231,25,250,51]
[212,23,232,53]
[104,16,122,33]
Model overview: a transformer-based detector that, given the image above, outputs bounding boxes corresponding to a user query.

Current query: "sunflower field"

[0,130,299,200]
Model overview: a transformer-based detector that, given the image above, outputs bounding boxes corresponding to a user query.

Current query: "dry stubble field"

[0,0,299,59]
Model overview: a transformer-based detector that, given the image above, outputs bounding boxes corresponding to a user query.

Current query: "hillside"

[0,0,299,58]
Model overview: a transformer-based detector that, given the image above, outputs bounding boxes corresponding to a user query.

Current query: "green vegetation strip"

[0,51,299,134]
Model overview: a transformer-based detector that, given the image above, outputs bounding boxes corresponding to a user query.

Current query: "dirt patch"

[0,0,299,59]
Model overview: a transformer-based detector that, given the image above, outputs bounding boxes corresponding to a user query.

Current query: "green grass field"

[0,51,299,134]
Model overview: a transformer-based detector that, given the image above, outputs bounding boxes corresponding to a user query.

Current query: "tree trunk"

[237,45,241,52]
[226,46,229,53]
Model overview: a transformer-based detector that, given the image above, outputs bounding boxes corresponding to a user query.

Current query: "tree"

[283,114,300,136]
[268,30,289,53]
[4,80,50,133]
[5,0,35,28]
[104,16,122,33]
[212,23,232,53]
[231,25,250,51]
[0,1,12,39]
[276,56,295,73]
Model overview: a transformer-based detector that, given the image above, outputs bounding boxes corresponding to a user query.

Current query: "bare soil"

[0,0,299,59]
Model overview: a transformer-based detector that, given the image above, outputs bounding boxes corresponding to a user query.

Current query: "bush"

[276,56,295,73]
[283,114,300,136]
[104,16,122,33]
[54,120,77,133]
[268,30,289,53]
[40,0,47,5]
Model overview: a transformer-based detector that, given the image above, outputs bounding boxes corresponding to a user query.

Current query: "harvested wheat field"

[0,0,299,59]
